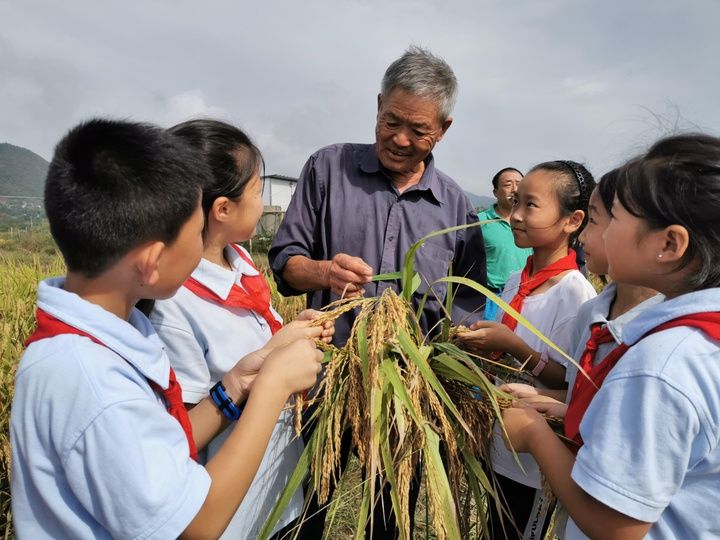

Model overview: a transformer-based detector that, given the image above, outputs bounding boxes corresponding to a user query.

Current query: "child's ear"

[135,241,166,287]
[658,224,691,263]
[210,197,231,223]
[564,209,585,234]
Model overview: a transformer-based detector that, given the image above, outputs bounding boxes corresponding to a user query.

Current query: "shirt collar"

[359,144,445,204]
[622,288,719,345]
[582,283,664,343]
[37,277,170,387]
[484,205,500,220]
[190,245,259,301]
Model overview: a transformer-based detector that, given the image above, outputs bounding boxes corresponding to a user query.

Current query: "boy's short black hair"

[45,118,210,277]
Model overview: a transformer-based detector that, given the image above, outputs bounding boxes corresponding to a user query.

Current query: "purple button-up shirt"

[269,143,487,344]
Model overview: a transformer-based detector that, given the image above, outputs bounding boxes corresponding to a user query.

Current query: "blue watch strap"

[209,381,243,421]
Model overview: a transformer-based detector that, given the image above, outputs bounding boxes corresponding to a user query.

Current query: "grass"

[0,227,65,538]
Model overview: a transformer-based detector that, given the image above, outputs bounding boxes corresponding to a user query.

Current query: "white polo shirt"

[150,245,303,540]
[566,288,720,539]
[11,278,211,539]
[491,269,597,489]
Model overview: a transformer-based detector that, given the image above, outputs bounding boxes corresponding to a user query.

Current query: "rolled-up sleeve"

[269,154,324,296]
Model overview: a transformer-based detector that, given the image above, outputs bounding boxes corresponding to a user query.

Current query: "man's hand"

[324,253,373,298]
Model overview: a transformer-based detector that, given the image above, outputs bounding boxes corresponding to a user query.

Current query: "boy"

[10,119,323,539]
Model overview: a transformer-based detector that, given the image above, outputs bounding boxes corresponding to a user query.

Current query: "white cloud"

[161,90,228,126]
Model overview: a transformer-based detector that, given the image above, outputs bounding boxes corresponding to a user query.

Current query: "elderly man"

[270,46,487,347]
[269,46,487,539]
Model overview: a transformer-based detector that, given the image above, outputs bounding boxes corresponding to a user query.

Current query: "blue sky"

[1,0,717,196]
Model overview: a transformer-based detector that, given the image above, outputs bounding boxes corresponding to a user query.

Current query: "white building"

[262,174,297,212]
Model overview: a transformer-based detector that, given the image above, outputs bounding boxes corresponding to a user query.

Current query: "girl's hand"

[296,309,335,343]
[501,404,552,453]
[259,338,323,395]
[500,383,539,399]
[520,395,568,418]
[222,350,267,403]
[223,321,323,401]
[456,321,521,354]
[264,320,324,351]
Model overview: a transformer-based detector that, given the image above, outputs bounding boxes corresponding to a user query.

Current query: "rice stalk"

[261,223,578,540]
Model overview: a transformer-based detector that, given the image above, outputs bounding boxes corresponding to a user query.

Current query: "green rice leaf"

[257,434,312,540]
[380,359,422,426]
[395,328,471,436]
[399,221,484,302]
[372,271,403,282]
[433,275,582,372]
[423,425,462,539]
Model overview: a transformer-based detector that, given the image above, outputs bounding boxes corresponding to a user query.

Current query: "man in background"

[477,167,532,320]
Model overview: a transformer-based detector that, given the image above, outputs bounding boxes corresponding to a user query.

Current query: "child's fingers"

[284,319,312,330]
[468,320,495,331]
[302,326,324,339]
[297,309,322,321]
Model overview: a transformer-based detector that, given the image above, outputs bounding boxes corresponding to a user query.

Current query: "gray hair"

[380,45,458,121]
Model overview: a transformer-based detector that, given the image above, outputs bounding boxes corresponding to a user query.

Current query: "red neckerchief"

[25,308,198,461]
[183,244,282,335]
[490,250,578,362]
[500,250,578,333]
[564,312,720,452]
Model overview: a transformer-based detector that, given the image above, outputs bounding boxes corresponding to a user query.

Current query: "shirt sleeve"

[451,205,488,326]
[572,371,702,522]
[268,153,325,296]
[151,301,210,404]
[64,399,211,540]
[548,276,597,366]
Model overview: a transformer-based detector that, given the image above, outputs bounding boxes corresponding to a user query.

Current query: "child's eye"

[526,202,537,208]
[511,197,519,207]
[587,217,596,225]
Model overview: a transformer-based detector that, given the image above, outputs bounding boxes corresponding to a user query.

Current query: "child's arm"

[500,382,567,403]
[501,406,652,539]
[456,321,568,388]
[181,338,323,540]
[187,322,324,451]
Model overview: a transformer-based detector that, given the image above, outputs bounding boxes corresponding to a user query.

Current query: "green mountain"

[464,191,495,211]
[0,143,49,197]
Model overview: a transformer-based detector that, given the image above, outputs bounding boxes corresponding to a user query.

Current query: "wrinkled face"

[578,189,611,275]
[494,170,523,210]
[228,170,265,242]
[509,169,568,249]
[375,87,450,176]
[156,198,205,298]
